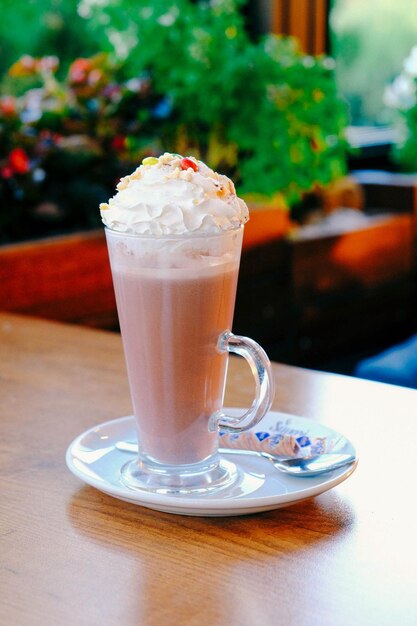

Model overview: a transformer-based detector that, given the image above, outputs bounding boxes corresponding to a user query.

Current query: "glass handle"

[215,331,275,433]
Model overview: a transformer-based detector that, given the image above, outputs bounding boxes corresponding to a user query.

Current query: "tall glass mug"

[105,225,274,495]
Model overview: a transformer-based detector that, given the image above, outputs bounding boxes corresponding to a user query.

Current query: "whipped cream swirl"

[100,152,249,235]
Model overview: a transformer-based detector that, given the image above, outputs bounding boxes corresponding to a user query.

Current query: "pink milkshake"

[101,153,274,494]
[107,233,241,465]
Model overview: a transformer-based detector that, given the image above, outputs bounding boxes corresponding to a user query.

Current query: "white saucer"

[66,410,357,517]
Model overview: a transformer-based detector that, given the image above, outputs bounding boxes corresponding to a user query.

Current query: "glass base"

[120,453,239,495]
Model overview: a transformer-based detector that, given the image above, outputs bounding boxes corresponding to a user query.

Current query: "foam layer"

[100,153,249,235]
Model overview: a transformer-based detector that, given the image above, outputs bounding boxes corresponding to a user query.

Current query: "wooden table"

[1,313,417,626]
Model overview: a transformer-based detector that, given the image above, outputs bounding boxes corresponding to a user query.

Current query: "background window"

[330,0,417,126]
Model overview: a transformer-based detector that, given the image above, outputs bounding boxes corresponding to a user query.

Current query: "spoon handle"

[222,448,356,476]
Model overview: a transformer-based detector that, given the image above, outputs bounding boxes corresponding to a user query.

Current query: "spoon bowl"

[262,451,356,476]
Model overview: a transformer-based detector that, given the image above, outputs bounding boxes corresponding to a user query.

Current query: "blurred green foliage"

[78,0,348,200]
[0,0,349,242]
[0,0,101,80]
[395,102,417,170]
[385,46,417,171]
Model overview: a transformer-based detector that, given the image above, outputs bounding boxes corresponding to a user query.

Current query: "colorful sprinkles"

[140,154,199,173]
[180,157,198,172]
[142,156,159,166]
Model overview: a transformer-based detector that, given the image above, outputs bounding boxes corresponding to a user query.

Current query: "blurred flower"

[111,135,127,151]
[88,69,104,86]
[157,7,179,27]
[0,50,145,242]
[125,76,151,95]
[69,58,93,84]
[404,45,417,77]
[0,96,17,118]
[384,46,417,112]
[1,166,14,179]
[20,89,44,123]
[9,148,30,174]
[9,55,38,77]
[68,56,110,100]
[86,98,99,112]
[8,55,59,78]
[32,168,46,183]
[384,74,416,110]
[152,97,172,119]
[102,83,122,102]
[37,130,61,154]
[38,56,59,74]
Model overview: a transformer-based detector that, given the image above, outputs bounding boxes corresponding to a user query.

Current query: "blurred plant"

[82,0,348,202]
[0,53,167,243]
[385,45,417,171]
[0,0,349,243]
[0,0,101,79]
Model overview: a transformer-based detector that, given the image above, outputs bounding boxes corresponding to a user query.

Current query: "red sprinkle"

[180,157,198,172]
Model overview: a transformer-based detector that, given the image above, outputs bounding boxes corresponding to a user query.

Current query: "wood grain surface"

[1,313,417,626]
